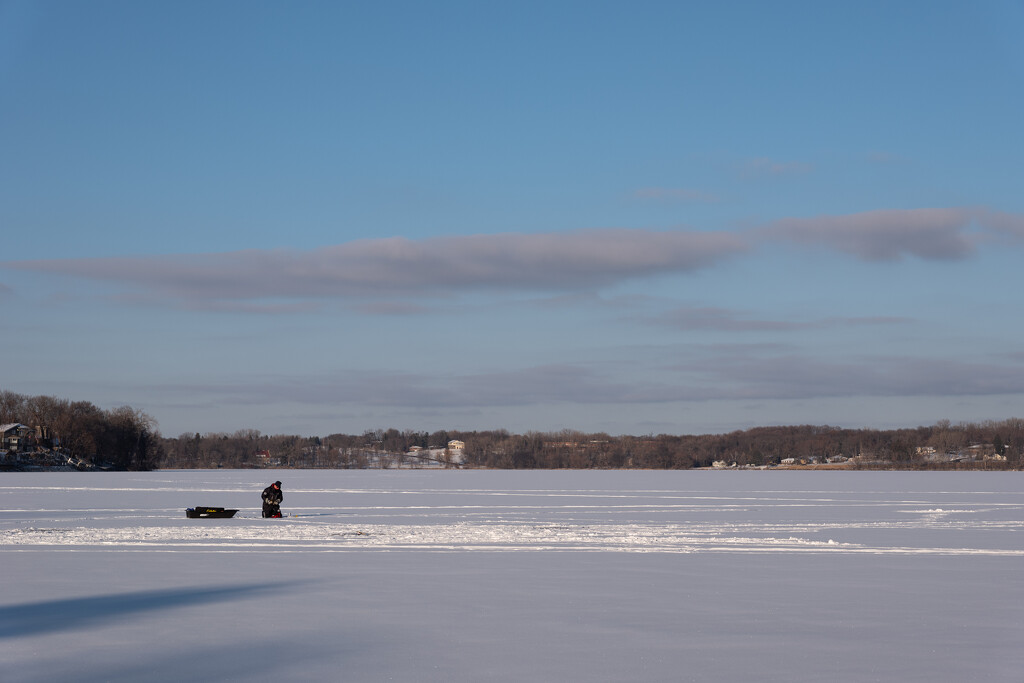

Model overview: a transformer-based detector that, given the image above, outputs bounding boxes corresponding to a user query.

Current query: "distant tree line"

[159,428,461,469]
[157,421,1024,470]
[0,390,162,470]
[450,422,1024,469]
[5,390,1022,471]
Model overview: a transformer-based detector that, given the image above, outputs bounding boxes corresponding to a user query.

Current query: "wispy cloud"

[160,365,643,410]
[1,229,748,308]
[981,210,1024,240]
[738,157,814,179]
[691,354,1024,400]
[866,150,907,164]
[758,207,982,261]
[4,208,1024,312]
[646,307,815,332]
[643,307,911,332]
[353,301,431,316]
[149,352,1024,414]
[632,187,720,203]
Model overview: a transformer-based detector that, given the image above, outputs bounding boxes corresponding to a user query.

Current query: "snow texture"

[2,470,1023,682]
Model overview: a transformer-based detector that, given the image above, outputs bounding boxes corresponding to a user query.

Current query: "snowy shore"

[2,470,1023,682]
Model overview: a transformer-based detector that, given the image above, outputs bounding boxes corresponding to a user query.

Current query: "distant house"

[444,440,466,465]
[780,457,797,466]
[1,423,35,453]
[253,449,281,466]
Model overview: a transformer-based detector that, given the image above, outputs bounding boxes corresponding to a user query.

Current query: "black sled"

[186,506,239,519]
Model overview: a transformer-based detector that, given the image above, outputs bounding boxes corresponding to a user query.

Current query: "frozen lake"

[2,470,1023,682]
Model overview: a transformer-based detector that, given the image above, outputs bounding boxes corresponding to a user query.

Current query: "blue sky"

[2,1,1024,438]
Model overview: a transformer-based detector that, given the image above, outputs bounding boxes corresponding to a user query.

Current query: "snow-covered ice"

[2,470,1023,682]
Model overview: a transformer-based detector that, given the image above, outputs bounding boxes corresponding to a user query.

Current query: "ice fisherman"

[262,481,283,518]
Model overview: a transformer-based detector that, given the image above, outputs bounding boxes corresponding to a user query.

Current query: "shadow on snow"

[0,581,299,639]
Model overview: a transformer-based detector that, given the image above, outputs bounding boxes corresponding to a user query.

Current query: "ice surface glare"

[2,470,1023,682]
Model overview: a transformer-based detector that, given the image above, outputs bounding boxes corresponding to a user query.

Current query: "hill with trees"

[1,391,161,470]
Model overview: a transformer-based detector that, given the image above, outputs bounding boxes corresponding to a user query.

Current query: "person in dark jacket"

[262,481,283,518]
